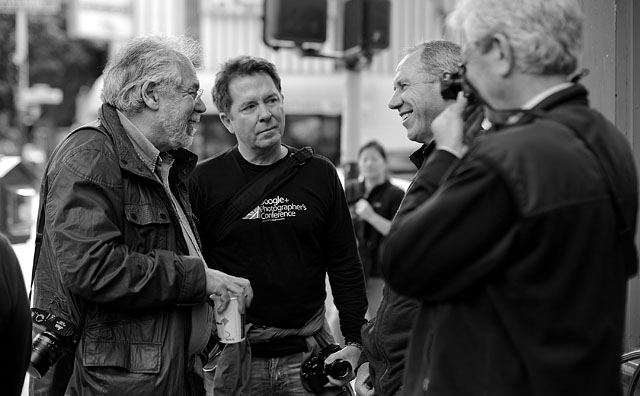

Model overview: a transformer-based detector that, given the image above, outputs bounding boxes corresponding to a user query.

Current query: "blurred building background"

[70,0,451,176]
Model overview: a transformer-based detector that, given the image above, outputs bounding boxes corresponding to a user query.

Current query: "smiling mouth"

[400,111,412,122]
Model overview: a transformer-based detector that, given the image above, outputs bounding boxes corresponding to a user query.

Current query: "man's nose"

[388,91,401,110]
[195,97,206,113]
[258,103,272,121]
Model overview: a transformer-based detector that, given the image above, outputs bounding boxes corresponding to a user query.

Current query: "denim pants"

[249,353,314,395]
[249,353,352,396]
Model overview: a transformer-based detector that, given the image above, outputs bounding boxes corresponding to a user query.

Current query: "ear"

[491,33,515,77]
[141,81,160,110]
[219,113,235,135]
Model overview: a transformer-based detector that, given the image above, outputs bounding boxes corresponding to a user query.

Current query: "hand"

[205,268,253,314]
[324,344,362,387]
[355,199,374,221]
[432,91,468,156]
[354,362,375,396]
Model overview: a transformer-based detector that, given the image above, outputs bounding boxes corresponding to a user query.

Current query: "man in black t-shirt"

[190,55,367,396]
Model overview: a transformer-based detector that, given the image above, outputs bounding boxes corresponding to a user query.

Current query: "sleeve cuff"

[177,256,207,303]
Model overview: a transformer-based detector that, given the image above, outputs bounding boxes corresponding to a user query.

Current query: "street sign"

[20,84,63,106]
[67,0,133,41]
[0,0,61,14]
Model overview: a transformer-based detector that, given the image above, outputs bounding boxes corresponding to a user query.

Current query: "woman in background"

[346,140,405,318]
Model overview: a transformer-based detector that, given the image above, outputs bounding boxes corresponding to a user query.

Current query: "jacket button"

[160,213,167,220]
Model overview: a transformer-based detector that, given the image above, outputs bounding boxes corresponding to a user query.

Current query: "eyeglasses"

[172,83,204,103]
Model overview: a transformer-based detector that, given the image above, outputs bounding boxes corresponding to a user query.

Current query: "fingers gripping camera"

[300,344,352,394]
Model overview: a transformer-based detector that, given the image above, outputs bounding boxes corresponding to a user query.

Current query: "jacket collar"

[409,141,436,169]
[490,84,589,131]
[97,104,198,181]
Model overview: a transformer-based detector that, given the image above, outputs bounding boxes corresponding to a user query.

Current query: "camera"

[440,65,487,143]
[440,64,477,103]
[28,308,79,379]
[300,344,352,394]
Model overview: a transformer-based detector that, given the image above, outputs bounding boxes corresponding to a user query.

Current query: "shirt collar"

[504,82,574,125]
[520,82,574,110]
[117,110,161,173]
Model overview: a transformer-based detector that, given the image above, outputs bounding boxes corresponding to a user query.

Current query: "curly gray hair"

[447,0,583,76]
[100,35,201,114]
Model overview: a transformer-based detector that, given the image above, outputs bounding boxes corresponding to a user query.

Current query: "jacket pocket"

[82,312,167,373]
[123,202,172,251]
[124,202,171,226]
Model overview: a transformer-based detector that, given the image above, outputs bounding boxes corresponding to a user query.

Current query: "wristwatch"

[346,341,363,351]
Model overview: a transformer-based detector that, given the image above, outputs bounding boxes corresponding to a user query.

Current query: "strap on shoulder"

[31,125,108,294]
[212,146,314,241]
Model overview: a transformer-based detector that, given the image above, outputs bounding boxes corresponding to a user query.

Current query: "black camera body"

[441,68,477,102]
[300,344,352,394]
[29,307,79,379]
[440,66,487,143]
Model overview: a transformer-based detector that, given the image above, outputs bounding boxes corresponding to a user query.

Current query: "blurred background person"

[346,140,404,319]
[0,232,31,396]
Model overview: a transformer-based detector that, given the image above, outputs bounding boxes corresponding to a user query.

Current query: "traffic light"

[263,0,328,46]
[343,0,391,54]
[343,0,363,56]
[364,0,390,50]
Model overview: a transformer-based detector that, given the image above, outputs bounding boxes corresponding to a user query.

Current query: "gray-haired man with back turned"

[382,0,638,395]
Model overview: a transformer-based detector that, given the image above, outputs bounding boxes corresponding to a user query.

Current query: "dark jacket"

[30,104,208,396]
[383,84,639,396]
[359,144,458,396]
[0,233,31,396]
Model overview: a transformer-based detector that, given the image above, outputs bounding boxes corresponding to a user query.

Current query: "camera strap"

[30,124,108,297]
[211,145,314,242]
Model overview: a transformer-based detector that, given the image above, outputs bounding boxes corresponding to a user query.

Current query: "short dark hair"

[212,55,282,114]
[358,140,387,161]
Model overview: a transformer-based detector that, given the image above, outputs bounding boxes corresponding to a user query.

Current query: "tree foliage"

[0,9,108,128]
[0,14,17,120]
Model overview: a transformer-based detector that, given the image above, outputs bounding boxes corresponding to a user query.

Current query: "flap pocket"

[83,339,161,373]
[82,314,166,373]
[124,202,170,225]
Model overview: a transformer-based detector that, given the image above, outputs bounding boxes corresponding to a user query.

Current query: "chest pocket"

[124,202,173,252]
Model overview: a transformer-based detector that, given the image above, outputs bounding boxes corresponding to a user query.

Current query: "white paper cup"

[211,295,245,343]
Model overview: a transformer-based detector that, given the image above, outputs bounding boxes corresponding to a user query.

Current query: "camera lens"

[324,359,352,379]
[28,332,63,379]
